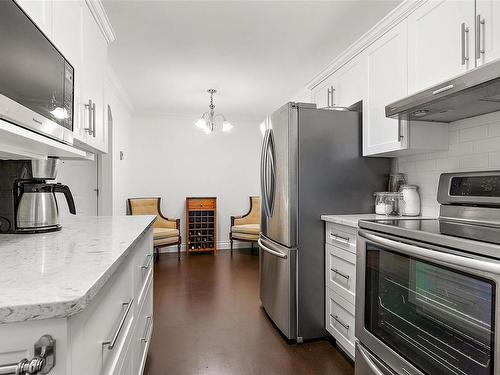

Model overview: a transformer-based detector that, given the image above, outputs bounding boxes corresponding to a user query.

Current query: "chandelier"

[195,89,233,133]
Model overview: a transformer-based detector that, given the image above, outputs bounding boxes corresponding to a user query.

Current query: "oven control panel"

[450,175,500,197]
[438,171,500,205]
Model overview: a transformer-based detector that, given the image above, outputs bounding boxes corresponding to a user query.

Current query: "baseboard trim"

[158,240,257,254]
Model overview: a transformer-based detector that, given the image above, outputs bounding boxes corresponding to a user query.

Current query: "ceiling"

[104,1,401,118]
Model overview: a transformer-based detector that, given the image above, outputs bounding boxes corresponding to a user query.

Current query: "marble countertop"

[321,214,427,227]
[0,215,155,324]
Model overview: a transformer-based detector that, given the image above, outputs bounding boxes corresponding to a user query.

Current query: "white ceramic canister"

[400,185,420,216]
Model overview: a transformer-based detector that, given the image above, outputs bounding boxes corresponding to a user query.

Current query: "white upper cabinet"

[334,54,367,108]
[16,0,53,37]
[80,4,108,153]
[408,0,475,94]
[52,0,85,143]
[7,0,110,155]
[311,54,367,110]
[476,0,500,66]
[364,21,408,156]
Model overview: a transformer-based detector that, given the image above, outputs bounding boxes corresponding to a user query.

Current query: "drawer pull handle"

[331,314,350,330]
[331,268,350,280]
[141,254,153,269]
[330,233,350,244]
[140,316,153,343]
[103,298,134,350]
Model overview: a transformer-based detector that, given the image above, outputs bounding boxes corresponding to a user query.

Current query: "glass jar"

[374,192,402,216]
[399,185,421,216]
[374,192,387,214]
[388,173,407,192]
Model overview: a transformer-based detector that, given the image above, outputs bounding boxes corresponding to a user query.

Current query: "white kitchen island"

[0,215,155,375]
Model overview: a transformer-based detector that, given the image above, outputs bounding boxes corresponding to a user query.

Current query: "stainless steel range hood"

[386,59,500,123]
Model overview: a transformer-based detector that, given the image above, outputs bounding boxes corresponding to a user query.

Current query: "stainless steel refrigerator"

[258,102,390,342]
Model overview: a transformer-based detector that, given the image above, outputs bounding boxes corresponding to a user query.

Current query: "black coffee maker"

[0,159,76,233]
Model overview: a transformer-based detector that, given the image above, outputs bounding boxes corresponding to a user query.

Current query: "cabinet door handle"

[398,119,405,141]
[330,314,350,330]
[330,86,335,106]
[84,99,93,135]
[91,102,96,138]
[141,254,153,269]
[476,14,485,59]
[461,22,470,65]
[140,316,153,343]
[102,298,134,350]
[331,268,350,280]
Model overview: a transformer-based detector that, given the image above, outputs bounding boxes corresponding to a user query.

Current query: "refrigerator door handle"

[260,129,271,217]
[267,129,276,215]
[258,238,287,259]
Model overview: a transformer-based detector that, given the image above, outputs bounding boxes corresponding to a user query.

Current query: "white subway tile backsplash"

[458,153,489,169]
[448,130,459,144]
[395,111,500,217]
[472,137,500,153]
[490,152,500,167]
[489,123,500,137]
[459,125,488,142]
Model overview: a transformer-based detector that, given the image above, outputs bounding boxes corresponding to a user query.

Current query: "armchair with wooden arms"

[230,196,260,254]
[127,197,181,261]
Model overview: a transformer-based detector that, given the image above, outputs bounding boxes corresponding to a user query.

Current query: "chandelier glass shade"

[195,89,233,133]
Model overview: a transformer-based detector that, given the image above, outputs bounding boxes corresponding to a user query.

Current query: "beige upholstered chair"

[230,196,260,254]
[127,197,181,260]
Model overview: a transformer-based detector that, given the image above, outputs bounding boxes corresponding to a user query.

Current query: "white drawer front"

[326,289,355,359]
[326,244,356,305]
[133,230,154,310]
[133,277,153,375]
[70,256,134,375]
[325,222,356,253]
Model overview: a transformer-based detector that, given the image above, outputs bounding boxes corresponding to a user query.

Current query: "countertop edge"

[0,216,156,324]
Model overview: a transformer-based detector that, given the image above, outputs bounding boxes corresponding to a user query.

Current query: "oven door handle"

[356,343,386,375]
[359,230,500,275]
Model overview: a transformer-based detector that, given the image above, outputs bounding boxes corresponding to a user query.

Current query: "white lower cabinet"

[0,229,154,375]
[326,244,356,306]
[324,221,357,359]
[326,288,355,359]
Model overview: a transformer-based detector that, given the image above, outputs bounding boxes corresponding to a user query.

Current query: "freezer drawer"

[259,235,296,340]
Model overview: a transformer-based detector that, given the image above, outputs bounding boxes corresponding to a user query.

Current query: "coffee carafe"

[14,158,76,233]
[15,180,76,233]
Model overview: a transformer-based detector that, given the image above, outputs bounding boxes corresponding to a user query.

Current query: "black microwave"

[0,0,74,145]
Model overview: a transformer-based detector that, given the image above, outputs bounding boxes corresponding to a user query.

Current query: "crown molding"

[306,0,425,90]
[85,0,116,44]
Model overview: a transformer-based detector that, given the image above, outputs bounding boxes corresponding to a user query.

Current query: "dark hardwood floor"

[144,249,354,375]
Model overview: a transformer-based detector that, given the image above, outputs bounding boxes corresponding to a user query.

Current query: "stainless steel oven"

[0,0,74,145]
[355,170,500,375]
[356,229,499,375]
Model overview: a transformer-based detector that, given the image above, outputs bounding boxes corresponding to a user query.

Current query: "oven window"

[365,244,495,375]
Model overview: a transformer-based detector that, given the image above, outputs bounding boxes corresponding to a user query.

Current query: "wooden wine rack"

[185,197,217,255]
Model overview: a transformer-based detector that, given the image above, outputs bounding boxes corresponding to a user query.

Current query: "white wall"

[56,159,98,216]
[128,113,262,249]
[105,74,135,216]
[394,111,500,217]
